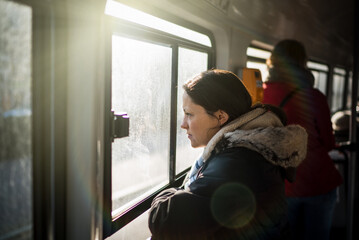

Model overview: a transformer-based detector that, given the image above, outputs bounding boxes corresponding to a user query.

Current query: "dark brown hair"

[183,69,252,124]
[268,39,307,67]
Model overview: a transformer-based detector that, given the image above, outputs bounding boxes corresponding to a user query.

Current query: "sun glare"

[105,0,211,47]
[246,47,271,59]
[307,61,329,71]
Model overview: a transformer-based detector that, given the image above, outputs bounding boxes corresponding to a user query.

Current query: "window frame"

[331,66,348,112]
[344,70,353,109]
[31,3,68,240]
[306,60,330,96]
[3,1,70,239]
[103,14,215,238]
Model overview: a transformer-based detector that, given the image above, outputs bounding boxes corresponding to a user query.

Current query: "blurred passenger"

[148,69,308,239]
[262,39,343,240]
[331,108,359,143]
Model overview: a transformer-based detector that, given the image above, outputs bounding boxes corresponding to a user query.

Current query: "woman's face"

[181,92,221,148]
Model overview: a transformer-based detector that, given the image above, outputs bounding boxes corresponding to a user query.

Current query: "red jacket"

[263,81,343,197]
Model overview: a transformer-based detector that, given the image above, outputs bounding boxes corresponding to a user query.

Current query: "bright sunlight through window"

[307,61,329,71]
[246,47,271,59]
[105,0,212,47]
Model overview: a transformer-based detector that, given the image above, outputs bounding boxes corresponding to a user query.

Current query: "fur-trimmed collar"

[203,107,307,168]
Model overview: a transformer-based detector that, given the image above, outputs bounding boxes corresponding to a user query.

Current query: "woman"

[262,39,343,240]
[148,69,308,239]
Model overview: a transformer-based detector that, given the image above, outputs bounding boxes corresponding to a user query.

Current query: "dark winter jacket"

[149,107,308,239]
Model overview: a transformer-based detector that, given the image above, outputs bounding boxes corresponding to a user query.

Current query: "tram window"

[307,61,329,72]
[111,36,172,214]
[0,1,33,239]
[246,61,268,81]
[246,47,271,59]
[246,46,271,82]
[176,47,208,174]
[105,0,214,236]
[310,70,327,95]
[331,67,346,112]
[307,61,329,95]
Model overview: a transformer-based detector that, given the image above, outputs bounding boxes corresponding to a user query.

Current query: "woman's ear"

[215,110,229,126]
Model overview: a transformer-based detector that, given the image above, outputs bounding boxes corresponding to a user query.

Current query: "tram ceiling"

[226,0,354,67]
[115,0,354,67]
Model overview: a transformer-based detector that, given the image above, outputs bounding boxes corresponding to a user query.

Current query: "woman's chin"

[190,141,204,148]
[190,141,198,148]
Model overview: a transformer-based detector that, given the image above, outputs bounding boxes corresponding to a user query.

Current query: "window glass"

[0,0,32,239]
[246,47,271,82]
[307,61,329,71]
[311,70,327,95]
[246,61,268,82]
[331,68,346,112]
[176,47,207,174]
[334,67,346,75]
[307,61,328,95]
[111,35,172,215]
[246,47,271,59]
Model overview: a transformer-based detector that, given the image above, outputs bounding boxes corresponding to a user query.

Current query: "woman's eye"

[185,112,192,116]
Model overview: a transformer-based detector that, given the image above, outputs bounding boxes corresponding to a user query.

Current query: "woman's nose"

[181,119,188,129]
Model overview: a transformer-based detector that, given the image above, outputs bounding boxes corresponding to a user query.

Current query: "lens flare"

[211,183,256,229]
